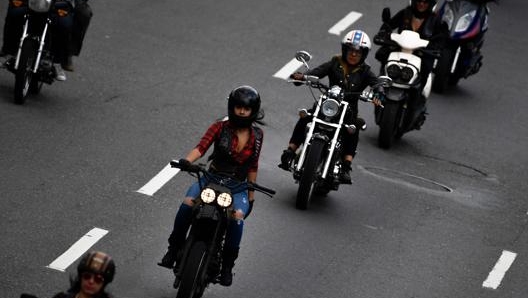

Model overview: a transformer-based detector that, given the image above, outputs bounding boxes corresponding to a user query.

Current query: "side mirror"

[295,50,312,69]
[382,7,391,23]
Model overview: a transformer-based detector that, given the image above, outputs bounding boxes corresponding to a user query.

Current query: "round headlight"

[387,64,401,80]
[321,99,339,117]
[216,192,232,207]
[401,67,414,82]
[200,188,216,204]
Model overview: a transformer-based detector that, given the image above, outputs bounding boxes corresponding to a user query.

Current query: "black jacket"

[306,56,378,119]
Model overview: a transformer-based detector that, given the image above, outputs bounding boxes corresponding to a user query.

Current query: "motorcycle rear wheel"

[176,241,208,298]
[14,39,38,105]
[296,138,325,210]
[378,101,399,149]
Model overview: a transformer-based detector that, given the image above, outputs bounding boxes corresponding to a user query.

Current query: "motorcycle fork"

[14,16,50,73]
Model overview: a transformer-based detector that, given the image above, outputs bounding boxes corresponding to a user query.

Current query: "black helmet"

[77,251,116,285]
[227,85,261,128]
[410,0,436,18]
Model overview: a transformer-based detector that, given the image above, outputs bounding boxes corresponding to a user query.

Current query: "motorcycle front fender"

[384,87,407,102]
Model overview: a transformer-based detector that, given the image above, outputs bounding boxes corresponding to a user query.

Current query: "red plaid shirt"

[195,120,262,173]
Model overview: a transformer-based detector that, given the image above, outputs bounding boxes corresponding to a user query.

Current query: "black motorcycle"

[433,0,496,93]
[286,51,391,210]
[5,0,71,104]
[169,160,275,298]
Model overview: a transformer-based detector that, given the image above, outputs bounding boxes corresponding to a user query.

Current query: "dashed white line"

[273,58,304,80]
[47,228,109,272]
[328,11,363,36]
[137,163,180,196]
[482,250,517,290]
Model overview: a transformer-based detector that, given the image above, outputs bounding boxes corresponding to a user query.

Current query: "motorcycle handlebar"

[170,160,276,197]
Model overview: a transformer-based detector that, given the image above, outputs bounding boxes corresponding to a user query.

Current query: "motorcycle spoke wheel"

[296,138,325,210]
[14,39,37,105]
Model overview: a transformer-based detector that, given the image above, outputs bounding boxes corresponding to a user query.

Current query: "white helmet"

[341,30,371,63]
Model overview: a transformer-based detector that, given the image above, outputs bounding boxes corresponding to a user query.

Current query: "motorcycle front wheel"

[14,39,38,105]
[177,241,208,298]
[432,47,457,94]
[296,138,325,210]
[378,101,400,149]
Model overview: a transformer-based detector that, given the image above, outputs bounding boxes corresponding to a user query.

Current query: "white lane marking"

[273,58,303,80]
[137,163,180,196]
[47,228,109,272]
[328,11,363,36]
[482,250,517,289]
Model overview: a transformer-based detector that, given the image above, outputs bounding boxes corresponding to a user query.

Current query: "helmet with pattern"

[227,85,262,128]
[77,251,116,285]
[341,30,371,64]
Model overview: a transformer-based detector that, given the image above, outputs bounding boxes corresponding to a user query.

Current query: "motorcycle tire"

[432,48,456,94]
[296,138,325,210]
[176,241,208,298]
[14,39,38,105]
[378,101,399,149]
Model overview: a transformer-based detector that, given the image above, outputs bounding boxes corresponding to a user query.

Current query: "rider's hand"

[372,97,383,107]
[290,72,305,81]
[178,158,192,171]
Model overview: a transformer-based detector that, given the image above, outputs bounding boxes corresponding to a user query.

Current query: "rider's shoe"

[158,248,177,269]
[61,55,74,72]
[54,64,67,81]
[219,266,233,286]
[339,161,352,184]
[278,148,295,170]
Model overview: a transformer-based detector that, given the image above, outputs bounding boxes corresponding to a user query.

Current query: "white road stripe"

[47,228,109,272]
[482,250,517,289]
[328,11,363,36]
[137,163,180,196]
[273,58,303,80]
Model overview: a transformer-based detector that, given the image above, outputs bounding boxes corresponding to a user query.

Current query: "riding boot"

[339,160,352,184]
[279,147,296,170]
[219,247,239,286]
[158,204,193,269]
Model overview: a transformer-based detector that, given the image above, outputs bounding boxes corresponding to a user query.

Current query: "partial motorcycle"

[168,160,275,298]
[373,8,440,149]
[4,0,71,104]
[432,0,495,93]
[285,51,391,210]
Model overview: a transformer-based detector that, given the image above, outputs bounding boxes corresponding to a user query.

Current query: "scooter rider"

[279,30,382,183]
[158,86,265,287]
[374,0,447,128]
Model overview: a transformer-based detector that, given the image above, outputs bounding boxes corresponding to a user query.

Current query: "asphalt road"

[1,0,527,297]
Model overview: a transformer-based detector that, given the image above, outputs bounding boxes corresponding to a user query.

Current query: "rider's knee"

[233,209,245,221]
[183,197,194,206]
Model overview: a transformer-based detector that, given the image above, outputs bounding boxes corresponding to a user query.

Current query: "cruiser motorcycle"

[432,0,494,93]
[169,160,275,298]
[4,0,71,104]
[373,8,440,149]
[285,51,391,210]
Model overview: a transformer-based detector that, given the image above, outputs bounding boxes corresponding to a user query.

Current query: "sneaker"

[61,56,74,72]
[53,64,67,81]
[278,148,295,170]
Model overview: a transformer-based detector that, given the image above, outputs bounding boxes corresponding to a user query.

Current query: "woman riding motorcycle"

[279,30,382,183]
[158,86,264,287]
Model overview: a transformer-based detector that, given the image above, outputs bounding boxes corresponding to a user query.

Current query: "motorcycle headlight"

[387,64,401,80]
[200,188,216,204]
[455,10,477,33]
[216,192,232,208]
[400,67,414,82]
[321,99,339,117]
[442,7,455,31]
[29,0,52,12]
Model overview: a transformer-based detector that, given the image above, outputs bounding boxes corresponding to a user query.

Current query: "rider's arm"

[247,171,257,202]
[184,148,202,163]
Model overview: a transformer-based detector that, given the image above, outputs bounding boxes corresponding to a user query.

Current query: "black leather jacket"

[306,56,378,119]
